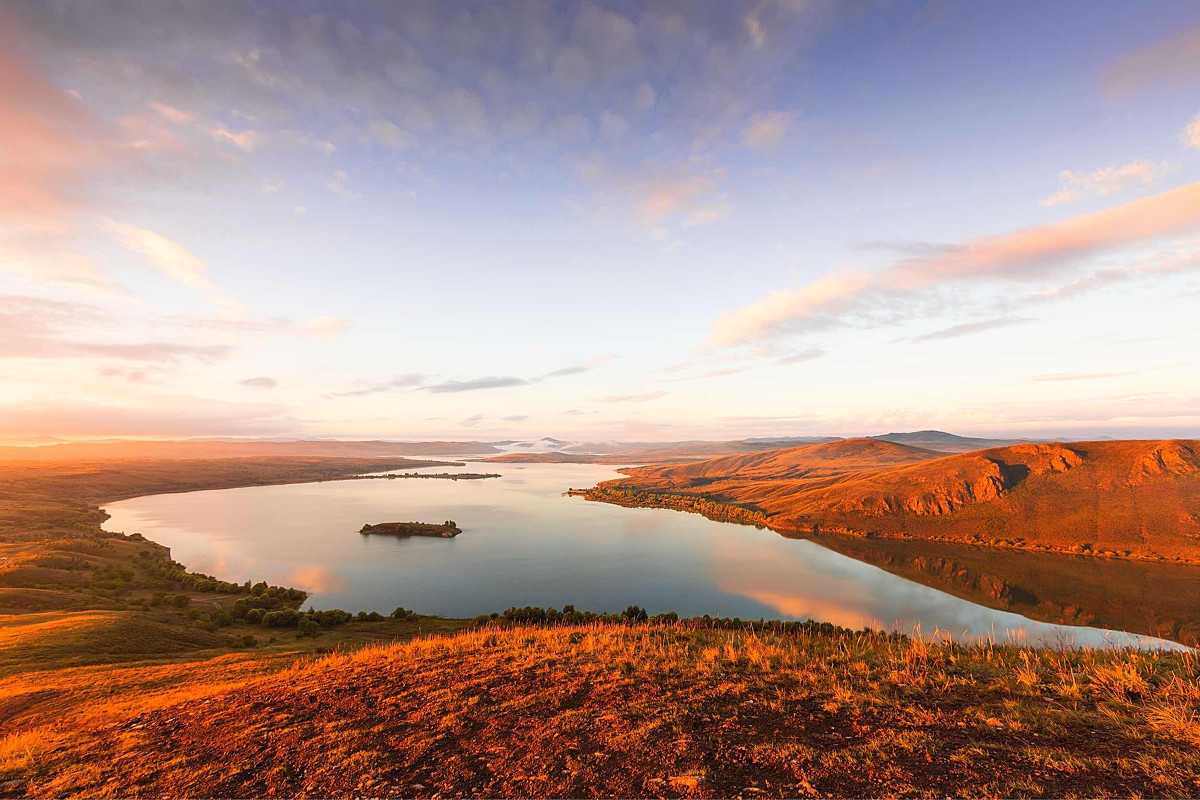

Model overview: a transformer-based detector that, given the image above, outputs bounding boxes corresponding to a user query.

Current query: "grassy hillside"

[0,440,499,461]
[8,622,1200,798]
[0,456,472,668]
[595,439,1200,563]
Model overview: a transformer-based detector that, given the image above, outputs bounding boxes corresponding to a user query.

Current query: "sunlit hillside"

[8,623,1200,798]
[598,439,1200,562]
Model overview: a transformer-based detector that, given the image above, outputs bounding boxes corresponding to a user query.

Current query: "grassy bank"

[7,622,1200,798]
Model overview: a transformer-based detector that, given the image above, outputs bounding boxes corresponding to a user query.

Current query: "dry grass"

[9,623,1200,798]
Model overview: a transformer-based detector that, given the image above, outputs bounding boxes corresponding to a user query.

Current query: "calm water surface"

[103,462,1182,649]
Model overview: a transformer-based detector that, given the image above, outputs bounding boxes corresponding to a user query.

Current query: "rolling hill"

[869,430,1031,453]
[592,439,1200,563]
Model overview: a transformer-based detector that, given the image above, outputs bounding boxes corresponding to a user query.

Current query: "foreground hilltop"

[592,438,1200,562]
[15,623,1200,798]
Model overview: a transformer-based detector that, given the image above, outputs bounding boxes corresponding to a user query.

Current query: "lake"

[102,461,1185,649]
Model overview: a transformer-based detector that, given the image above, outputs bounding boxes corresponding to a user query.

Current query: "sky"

[2,0,1200,444]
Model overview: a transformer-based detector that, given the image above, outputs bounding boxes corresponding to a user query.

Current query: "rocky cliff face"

[1129,442,1200,485]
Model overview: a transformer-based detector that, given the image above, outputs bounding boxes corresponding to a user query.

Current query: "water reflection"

[102,462,1188,649]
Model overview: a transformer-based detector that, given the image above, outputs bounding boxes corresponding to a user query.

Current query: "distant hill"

[0,439,501,461]
[598,439,1200,563]
[870,430,1033,453]
[633,439,938,481]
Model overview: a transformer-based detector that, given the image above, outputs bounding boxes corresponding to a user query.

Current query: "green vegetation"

[359,519,462,538]
[579,485,769,526]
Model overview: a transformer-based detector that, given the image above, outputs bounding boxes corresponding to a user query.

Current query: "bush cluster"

[478,605,870,638]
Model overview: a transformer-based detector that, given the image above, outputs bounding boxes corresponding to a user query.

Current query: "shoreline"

[573,483,1200,567]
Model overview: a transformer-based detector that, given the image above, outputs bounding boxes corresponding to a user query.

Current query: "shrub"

[391,606,416,619]
[297,617,321,638]
[262,609,303,628]
[245,608,264,625]
[622,605,649,622]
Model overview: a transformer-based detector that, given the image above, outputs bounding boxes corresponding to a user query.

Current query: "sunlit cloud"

[0,19,103,233]
[1184,112,1200,150]
[299,315,351,339]
[710,181,1200,348]
[594,391,668,403]
[1029,371,1137,383]
[0,397,291,437]
[327,374,424,398]
[740,110,792,150]
[1039,160,1174,206]
[239,376,278,389]
[102,219,215,291]
[1105,21,1200,95]
[424,376,530,394]
[909,316,1036,344]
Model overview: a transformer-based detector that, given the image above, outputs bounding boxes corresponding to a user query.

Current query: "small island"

[359,520,462,538]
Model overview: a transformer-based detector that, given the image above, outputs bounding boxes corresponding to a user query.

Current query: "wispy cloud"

[1106,22,1200,95]
[424,376,530,394]
[1039,160,1174,206]
[594,391,668,403]
[103,219,215,291]
[909,316,1035,344]
[327,373,424,398]
[240,376,278,389]
[0,396,291,437]
[1184,112,1200,150]
[740,111,792,151]
[1029,371,1136,382]
[538,355,615,379]
[709,181,1200,348]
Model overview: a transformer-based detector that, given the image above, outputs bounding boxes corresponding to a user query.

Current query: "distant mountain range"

[869,430,1034,453]
[0,430,1068,462]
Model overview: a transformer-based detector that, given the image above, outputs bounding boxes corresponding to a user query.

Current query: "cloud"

[0,396,290,437]
[740,111,791,150]
[909,316,1036,344]
[1033,267,1129,301]
[0,295,233,363]
[538,354,615,380]
[709,181,1200,347]
[327,373,424,398]
[0,19,104,232]
[299,315,351,339]
[460,412,486,427]
[363,119,416,148]
[576,154,732,232]
[1105,22,1200,94]
[594,391,668,403]
[1030,371,1136,383]
[633,83,655,112]
[1039,160,1173,206]
[102,219,215,291]
[1,338,233,363]
[424,376,530,394]
[775,348,826,365]
[1185,113,1200,150]
[208,123,259,152]
[240,376,278,389]
[503,414,529,422]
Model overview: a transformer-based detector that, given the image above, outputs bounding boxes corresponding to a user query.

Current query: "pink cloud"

[0,14,104,232]
[710,181,1200,347]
